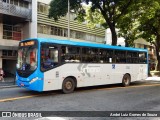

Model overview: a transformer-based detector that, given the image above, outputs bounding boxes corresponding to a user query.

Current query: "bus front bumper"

[16,78,43,92]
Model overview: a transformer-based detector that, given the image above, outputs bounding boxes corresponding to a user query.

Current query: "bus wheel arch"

[122,73,131,87]
[62,76,77,94]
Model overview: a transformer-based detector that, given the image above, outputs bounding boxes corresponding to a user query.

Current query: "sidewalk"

[146,77,160,81]
[0,77,17,88]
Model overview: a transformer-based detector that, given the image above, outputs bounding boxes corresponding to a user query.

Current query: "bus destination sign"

[20,41,35,47]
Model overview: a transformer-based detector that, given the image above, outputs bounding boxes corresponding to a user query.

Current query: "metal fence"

[0,1,31,20]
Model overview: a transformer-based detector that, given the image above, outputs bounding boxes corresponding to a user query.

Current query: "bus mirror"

[109,58,112,63]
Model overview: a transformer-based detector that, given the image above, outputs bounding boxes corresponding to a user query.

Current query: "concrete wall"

[29,0,37,38]
[0,51,2,68]
[0,23,2,40]
[23,22,30,39]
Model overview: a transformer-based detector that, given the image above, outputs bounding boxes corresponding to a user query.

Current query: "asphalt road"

[1,80,160,120]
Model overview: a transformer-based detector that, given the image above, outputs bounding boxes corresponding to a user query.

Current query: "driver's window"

[41,43,59,71]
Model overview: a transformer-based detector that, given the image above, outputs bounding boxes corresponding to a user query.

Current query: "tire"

[62,77,75,94]
[122,74,131,87]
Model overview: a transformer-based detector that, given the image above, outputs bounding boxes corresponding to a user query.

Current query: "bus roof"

[22,38,148,52]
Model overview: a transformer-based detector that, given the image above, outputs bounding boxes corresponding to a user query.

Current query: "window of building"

[75,32,85,40]
[37,23,104,43]
[24,1,29,8]
[7,0,29,8]
[38,24,50,34]
[2,0,9,3]
[3,24,13,39]
[51,26,63,36]
[14,0,18,5]
[2,50,17,57]
[96,36,104,43]
[38,2,48,14]
[19,0,23,7]
[3,24,22,40]
[86,34,96,42]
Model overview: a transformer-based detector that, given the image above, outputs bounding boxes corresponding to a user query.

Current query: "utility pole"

[68,0,70,40]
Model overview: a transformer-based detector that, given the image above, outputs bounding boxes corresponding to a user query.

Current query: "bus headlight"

[30,77,38,84]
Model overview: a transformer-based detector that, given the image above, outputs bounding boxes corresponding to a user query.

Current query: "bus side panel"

[42,63,148,91]
[42,64,121,91]
[134,64,148,81]
[43,69,63,91]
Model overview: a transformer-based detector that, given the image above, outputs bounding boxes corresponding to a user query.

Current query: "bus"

[16,38,148,93]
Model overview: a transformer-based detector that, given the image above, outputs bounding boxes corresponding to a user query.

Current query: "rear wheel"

[122,74,131,87]
[62,77,75,94]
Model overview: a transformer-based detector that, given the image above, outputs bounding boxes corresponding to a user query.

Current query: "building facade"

[0,0,105,77]
[134,38,157,70]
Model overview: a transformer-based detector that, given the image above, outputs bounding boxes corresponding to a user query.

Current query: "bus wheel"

[62,77,75,94]
[122,74,131,87]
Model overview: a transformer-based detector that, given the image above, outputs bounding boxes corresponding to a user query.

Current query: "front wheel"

[122,74,131,87]
[62,77,75,94]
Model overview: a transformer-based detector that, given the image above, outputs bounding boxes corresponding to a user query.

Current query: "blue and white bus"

[16,38,148,93]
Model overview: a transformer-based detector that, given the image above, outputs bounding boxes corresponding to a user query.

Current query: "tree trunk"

[109,24,117,46]
[111,28,117,46]
[125,38,129,47]
[156,56,160,71]
[155,35,160,71]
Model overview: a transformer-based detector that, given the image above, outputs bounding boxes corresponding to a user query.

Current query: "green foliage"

[49,0,134,45]
[84,7,106,28]
[48,0,82,21]
[137,0,160,43]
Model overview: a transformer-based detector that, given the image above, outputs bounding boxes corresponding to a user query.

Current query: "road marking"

[0,93,56,102]
[0,94,41,102]
[1,83,160,102]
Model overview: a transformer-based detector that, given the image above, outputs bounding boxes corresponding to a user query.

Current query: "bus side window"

[99,49,113,63]
[61,46,81,63]
[114,50,126,63]
[41,44,59,71]
[139,52,147,63]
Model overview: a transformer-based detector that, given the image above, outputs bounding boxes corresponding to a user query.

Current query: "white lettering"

[110,113,120,116]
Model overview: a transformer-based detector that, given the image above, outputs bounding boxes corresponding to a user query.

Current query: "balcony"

[0,1,31,20]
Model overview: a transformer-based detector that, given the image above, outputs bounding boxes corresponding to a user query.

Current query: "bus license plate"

[21,83,24,86]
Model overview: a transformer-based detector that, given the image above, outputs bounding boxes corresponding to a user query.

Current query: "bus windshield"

[17,46,37,71]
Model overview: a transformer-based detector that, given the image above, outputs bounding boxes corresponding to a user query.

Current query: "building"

[105,28,125,46]
[134,38,157,70]
[0,0,105,77]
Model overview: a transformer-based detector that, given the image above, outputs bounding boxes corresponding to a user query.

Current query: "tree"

[138,0,160,71]
[48,0,134,45]
[118,0,160,70]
